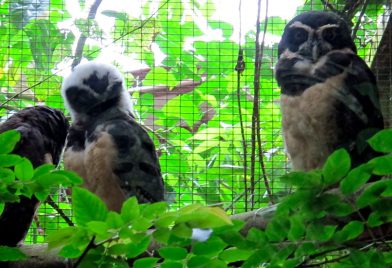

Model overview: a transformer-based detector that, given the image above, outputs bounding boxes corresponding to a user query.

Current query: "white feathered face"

[61,62,132,120]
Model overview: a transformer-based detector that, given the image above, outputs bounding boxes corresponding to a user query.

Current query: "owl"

[0,106,69,246]
[61,62,164,211]
[275,11,384,171]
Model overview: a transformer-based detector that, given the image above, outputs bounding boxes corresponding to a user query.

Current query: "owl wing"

[0,106,69,246]
[316,50,384,166]
[77,116,164,211]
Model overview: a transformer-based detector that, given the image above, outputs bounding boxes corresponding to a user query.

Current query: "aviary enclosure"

[0,0,391,266]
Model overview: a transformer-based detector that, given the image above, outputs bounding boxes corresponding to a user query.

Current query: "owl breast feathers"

[275,11,384,171]
[61,62,164,211]
[0,106,69,246]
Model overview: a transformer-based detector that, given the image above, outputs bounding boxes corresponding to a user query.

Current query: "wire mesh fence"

[0,0,390,244]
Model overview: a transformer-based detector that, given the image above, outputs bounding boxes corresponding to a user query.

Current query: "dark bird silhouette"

[0,106,69,246]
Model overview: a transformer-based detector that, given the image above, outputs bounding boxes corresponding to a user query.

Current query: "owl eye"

[290,28,308,44]
[322,28,337,42]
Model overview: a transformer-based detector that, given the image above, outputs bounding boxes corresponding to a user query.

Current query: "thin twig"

[250,0,272,210]
[45,196,74,227]
[301,253,350,267]
[73,236,96,268]
[255,0,273,204]
[320,0,337,12]
[352,0,370,39]
[71,0,103,69]
[235,0,248,212]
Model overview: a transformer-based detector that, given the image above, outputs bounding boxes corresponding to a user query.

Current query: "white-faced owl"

[61,62,164,211]
[275,11,384,171]
[0,106,69,246]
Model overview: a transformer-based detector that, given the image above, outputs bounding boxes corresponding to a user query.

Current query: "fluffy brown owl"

[61,62,164,211]
[275,11,384,171]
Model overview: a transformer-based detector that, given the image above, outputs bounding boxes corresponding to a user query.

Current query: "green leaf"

[14,158,34,180]
[193,140,221,154]
[72,187,108,226]
[133,216,153,231]
[306,224,336,242]
[280,170,322,188]
[0,130,20,154]
[0,154,22,167]
[34,164,55,176]
[159,247,188,260]
[87,221,109,235]
[106,211,124,229]
[134,257,160,268]
[334,221,364,242]
[0,167,15,183]
[125,236,152,258]
[172,223,192,239]
[160,261,183,268]
[121,196,139,222]
[141,201,168,219]
[368,129,392,152]
[288,215,306,240]
[357,181,390,208]
[340,163,373,195]
[155,212,178,228]
[187,256,212,268]
[46,227,78,249]
[35,173,69,188]
[265,218,289,242]
[0,246,26,261]
[175,206,232,228]
[153,228,171,244]
[52,170,83,185]
[367,212,384,227]
[322,148,351,185]
[219,247,253,263]
[59,245,82,258]
[368,154,392,175]
[192,237,227,256]
[107,243,128,255]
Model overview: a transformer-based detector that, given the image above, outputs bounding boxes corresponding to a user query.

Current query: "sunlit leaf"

[121,197,140,222]
[14,158,34,180]
[72,187,108,226]
[0,130,20,154]
[322,148,351,185]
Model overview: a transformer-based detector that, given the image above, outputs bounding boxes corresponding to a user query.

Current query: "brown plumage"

[0,106,69,246]
[62,62,164,211]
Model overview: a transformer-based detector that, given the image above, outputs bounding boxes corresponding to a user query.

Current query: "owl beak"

[299,40,322,62]
[312,42,320,62]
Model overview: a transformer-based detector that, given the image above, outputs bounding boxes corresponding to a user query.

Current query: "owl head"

[61,62,133,121]
[278,11,356,61]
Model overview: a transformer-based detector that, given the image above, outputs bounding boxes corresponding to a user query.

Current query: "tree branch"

[71,0,103,69]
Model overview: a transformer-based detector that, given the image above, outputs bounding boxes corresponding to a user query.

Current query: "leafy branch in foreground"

[0,130,82,262]
[46,129,391,268]
[2,129,392,267]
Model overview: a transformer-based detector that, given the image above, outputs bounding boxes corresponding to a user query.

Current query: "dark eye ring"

[292,29,308,43]
[322,28,337,41]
